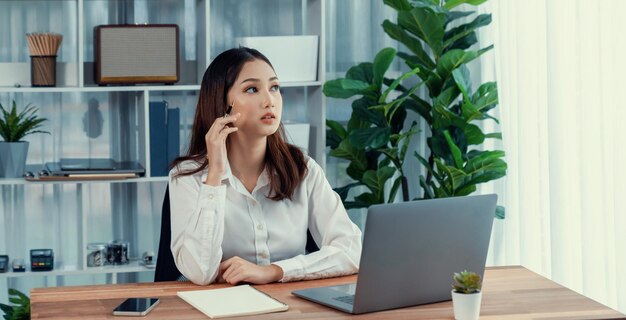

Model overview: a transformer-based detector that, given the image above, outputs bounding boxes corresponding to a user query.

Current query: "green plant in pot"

[451,270,482,320]
[382,0,507,216]
[325,0,507,218]
[0,288,30,320]
[0,100,49,178]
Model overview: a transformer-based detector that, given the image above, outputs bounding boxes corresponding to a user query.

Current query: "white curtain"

[485,0,626,313]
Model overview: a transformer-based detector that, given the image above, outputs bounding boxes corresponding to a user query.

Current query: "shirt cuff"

[198,183,226,209]
[272,258,304,282]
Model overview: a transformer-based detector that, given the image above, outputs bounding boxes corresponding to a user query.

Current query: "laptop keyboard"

[333,295,355,305]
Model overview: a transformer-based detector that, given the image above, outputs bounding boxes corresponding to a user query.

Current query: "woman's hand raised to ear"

[204,112,240,186]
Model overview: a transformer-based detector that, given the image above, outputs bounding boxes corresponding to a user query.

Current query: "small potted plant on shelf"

[0,100,49,178]
[451,270,483,320]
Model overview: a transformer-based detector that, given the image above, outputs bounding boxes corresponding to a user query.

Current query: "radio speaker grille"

[95,25,179,85]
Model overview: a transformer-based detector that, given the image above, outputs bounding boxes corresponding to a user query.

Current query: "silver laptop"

[292,194,497,314]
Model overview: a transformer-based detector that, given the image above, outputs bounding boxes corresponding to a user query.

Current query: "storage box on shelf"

[0,0,326,303]
[238,35,319,82]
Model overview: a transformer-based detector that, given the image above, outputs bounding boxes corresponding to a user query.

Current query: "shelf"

[0,176,168,186]
[0,261,154,279]
[0,81,321,94]
[0,85,200,93]
[280,81,322,88]
[1,0,326,293]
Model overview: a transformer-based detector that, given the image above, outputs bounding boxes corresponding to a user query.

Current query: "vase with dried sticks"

[26,32,63,87]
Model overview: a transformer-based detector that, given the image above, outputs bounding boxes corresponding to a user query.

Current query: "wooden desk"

[31,266,624,319]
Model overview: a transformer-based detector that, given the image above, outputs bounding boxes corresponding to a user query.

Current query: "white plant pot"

[0,141,29,178]
[451,290,482,320]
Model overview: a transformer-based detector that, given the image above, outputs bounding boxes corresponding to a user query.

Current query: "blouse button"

[208,194,214,200]
[260,252,268,259]
[257,224,264,231]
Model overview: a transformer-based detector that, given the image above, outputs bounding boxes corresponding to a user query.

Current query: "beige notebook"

[177,285,289,318]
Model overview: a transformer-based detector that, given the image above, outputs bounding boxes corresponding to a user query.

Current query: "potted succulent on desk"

[0,100,49,178]
[451,270,483,320]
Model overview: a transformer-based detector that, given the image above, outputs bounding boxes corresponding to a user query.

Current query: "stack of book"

[39,158,145,181]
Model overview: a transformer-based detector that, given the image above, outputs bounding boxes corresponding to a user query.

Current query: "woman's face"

[226,59,282,139]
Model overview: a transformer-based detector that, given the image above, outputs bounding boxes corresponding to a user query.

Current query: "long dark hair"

[171,47,307,201]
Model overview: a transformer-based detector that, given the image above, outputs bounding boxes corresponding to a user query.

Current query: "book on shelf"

[149,101,180,177]
[166,107,180,172]
[177,285,289,319]
[149,101,168,177]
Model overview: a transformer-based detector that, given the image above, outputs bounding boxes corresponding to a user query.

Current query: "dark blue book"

[166,107,180,173]
[149,101,168,177]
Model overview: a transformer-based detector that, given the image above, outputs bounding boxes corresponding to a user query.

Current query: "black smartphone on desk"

[112,298,160,316]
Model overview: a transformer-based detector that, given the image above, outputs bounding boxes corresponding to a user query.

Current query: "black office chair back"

[154,185,320,282]
[155,185,182,281]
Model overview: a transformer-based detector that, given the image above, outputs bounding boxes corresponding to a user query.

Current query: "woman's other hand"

[219,256,284,285]
[204,113,240,185]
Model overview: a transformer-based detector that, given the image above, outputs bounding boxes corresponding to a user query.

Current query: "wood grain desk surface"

[30,266,625,319]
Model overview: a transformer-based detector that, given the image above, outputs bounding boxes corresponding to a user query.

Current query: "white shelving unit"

[0,261,152,279]
[0,0,326,300]
[0,176,169,186]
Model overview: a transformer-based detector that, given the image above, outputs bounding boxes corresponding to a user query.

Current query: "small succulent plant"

[0,100,49,142]
[452,270,482,294]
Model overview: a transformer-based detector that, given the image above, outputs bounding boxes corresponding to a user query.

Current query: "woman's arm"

[169,169,226,285]
[169,112,240,285]
[272,159,363,282]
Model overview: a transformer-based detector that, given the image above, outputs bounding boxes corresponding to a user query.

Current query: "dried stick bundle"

[26,32,63,56]
[26,33,63,86]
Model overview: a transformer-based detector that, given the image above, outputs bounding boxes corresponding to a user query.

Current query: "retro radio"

[94,24,179,85]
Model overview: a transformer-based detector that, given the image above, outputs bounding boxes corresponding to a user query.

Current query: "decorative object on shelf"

[0,100,49,178]
[11,259,25,273]
[0,255,8,273]
[451,270,483,320]
[30,249,54,271]
[94,24,179,85]
[26,32,63,87]
[83,98,104,139]
[238,36,319,82]
[0,288,30,320]
[142,251,155,268]
[86,243,108,267]
[324,0,507,218]
[107,240,130,265]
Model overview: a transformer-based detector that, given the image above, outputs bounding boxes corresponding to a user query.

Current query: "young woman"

[169,47,362,285]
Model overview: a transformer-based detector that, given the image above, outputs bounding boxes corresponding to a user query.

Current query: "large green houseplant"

[325,0,506,217]
[0,100,49,178]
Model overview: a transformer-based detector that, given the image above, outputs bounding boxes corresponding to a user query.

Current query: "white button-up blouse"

[168,156,362,285]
